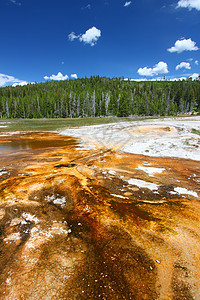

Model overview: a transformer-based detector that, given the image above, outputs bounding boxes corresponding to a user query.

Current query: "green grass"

[0,115,198,133]
[0,116,155,133]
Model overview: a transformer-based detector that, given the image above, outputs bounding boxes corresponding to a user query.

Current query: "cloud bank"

[177,0,200,10]
[190,73,199,80]
[0,73,28,87]
[12,81,32,87]
[71,74,78,79]
[170,73,199,81]
[44,72,69,81]
[168,38,199,53]
[125,73,199,82]
[68,26,101,46]
[137,61,169,77]
[176,62,191,70]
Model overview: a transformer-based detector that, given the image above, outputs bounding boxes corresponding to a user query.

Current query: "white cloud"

[0,73,25,87]
[71,74,78,79]
[137,67,155,77]
[168,38,199,53]
[0,73,34,87]
[69,26,101,46]
[191,73,199,80]
[124,1,132,7]
[176,62,191,70]
[68,32,79,41]
[195,60,199,65]
[170,77,187,81]
[126,74,199,82]
[12,81,29,87]
[170,73,199,81]
[125,77,167,82]
[44,72,69,81]
[137,61,169,77]
[177,0,200,10]
[79,27,101,46]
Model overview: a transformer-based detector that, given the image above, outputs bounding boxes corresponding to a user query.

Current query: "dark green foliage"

[0,76,199,119]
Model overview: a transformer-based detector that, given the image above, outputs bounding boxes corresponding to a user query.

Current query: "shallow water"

[0,132,77,153]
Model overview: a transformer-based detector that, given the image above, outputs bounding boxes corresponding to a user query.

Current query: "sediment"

[0,132,200,299]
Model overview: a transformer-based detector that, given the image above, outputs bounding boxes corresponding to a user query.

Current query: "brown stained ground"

[0,132,200,299]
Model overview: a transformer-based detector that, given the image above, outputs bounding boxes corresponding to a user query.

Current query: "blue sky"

[0,0,199,86]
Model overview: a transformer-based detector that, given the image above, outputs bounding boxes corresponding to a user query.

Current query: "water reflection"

[0,132,76,153]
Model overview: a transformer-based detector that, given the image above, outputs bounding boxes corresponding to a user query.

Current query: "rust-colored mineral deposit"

[0,132,200,299]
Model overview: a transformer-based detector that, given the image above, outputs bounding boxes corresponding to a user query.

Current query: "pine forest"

[0,76,199,119]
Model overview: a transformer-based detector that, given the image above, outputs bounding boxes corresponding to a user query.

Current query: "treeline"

[0,76,199,119]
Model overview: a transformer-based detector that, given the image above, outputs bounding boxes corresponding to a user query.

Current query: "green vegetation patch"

[0,116,153,133]
[0,77,199,120]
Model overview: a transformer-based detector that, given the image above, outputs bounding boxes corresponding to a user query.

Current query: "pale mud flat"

[61,116,200,160]
[0,119,199,299]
